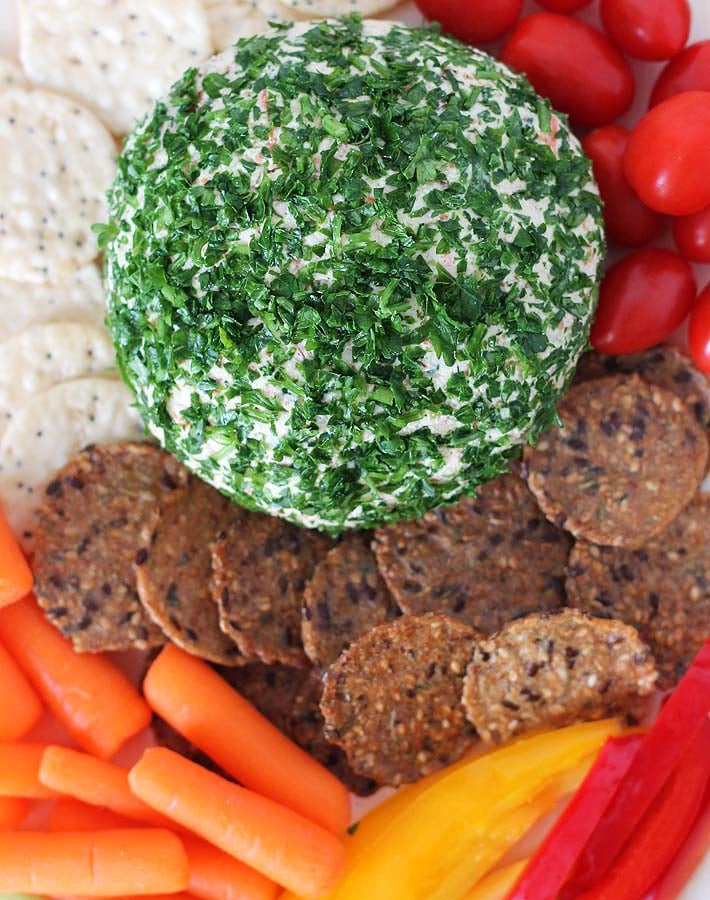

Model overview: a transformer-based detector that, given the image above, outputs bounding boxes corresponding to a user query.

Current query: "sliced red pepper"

[561,638,710,895]
[575,721,710,900]
[508,733,644,899]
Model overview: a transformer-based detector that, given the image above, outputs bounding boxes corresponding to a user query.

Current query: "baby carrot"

[144,645,350,834]
[39,746,171,827]
[0,829,189,896]
[48,798,136,832]
[0,797,28,830]
[181,833,278,900]
[0,597,151,758]
[0,507,33,609]
[0,641,43,741]
[0,744,57,799]
[129,747,345,899]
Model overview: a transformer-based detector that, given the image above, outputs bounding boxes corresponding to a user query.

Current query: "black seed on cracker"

[462,609,658,744]
[566,492,710,689]
[373,471,571,633]
[320,613,480,787]
[212,516,334,667]
[33,443,189,652]
[524,374,708,549]
[301,532,399,669]
[135,477,245,666]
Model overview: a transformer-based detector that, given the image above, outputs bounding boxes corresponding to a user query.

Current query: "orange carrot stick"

[48,798,136,832]
[0,743,57,798]
[181,833,278,900]
[143,645,350,834]
[0,640,43,740]
[0,829,189,896]
[129,748,345,899]
[0,796,28,830]
[65,895,197,900]
[0,506,33,609]
[39,745,171,827]
[0,597,151,758]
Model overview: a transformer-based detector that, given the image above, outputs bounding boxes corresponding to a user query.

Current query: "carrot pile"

[0,538,349,900]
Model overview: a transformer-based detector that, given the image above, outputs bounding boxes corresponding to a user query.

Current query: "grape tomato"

[600,0,691,62]
[650,40,710,106]
[413,0,523,44]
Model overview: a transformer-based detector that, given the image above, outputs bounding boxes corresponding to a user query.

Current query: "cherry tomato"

[590,249,696,355]
[650,40,710,107]
[625,92,710,216]
[582,126,663,248]
[689,285,710,374]
[672,205,710,264]
[534,0,593,11]
[600,0,690,62]
[500,14,635,127]
[413,0,523,44]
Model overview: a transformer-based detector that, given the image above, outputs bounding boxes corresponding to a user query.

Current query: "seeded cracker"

[574,346,710,430]
[462,609,658,745]
[566,493,710,689]
[223,663,378,795]
[33,443,190,652]
[320,613,480,786]
[0,378,145,551]
[0,323,117,441]
[213,516,334,666]
[208,4,272,53]
[270,0,400,17]
[0,58,28,90]
[0,88,115,283]
[524,374,708,549]
[301,532,399,669]
[373,472,571,633]
[18,0,211,136]
[135,478,245,665]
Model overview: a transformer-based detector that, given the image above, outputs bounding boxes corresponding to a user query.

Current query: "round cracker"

[270,0,399,18]
[320,613,480,786]
[523,374,708,549]
[0,264,107,340]
[462,610,657,745]
[18,0,212,136]
[212,515,334,666]
[574,346,710,430]
[301,532,399,669]
[566,493,710,689]
[0,58,28,90]
[0,377,146,550]
[135,477,245,665]
[208,3,272,52]
[33,442,189,652]
[373,472,571,633]
[0,88,115,282]
[0,322,117,441]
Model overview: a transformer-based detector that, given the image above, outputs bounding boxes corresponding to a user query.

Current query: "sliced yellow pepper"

[463,858,530,900]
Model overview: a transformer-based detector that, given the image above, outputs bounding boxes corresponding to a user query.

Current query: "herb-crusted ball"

[103,17,604,531]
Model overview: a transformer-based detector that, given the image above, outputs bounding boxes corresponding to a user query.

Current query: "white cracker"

[0,264,107,339]
[18,0,212,135]
[0,88,115,283]
[0,57,28,90]
[0,377,145,549]
[208,3,272,52]
[269,0,399,17]
[376,1,423,24]
[0,322,118,441]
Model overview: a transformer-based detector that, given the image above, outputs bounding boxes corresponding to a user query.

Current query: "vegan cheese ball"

[104,17,604,531]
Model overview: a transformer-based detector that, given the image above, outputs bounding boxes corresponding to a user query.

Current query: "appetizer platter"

[0,1,708,899]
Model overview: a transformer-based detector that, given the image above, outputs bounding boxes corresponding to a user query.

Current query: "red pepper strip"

[644,778,710,900]
[561,638,710,896]
[508,733,644,900]
[575,720,710,900]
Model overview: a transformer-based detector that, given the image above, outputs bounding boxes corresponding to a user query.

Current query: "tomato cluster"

[412,0,710,372]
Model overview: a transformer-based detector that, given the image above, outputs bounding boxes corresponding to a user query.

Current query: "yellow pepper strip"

[282,718,620,900]
[462,859,530,900]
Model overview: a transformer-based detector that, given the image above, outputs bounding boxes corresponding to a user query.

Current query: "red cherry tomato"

[413,0,523,44]
[534,0,593,11]
[590,249,696,355]
[500,14,635,127]
[650,40,710,107]
[689,285,710,374]
[600,0,691,62]
[625,92,710,217]
[582,126,663,248]
[672,205,710,264]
